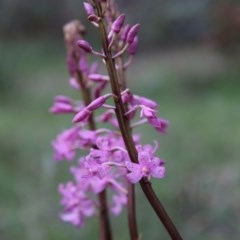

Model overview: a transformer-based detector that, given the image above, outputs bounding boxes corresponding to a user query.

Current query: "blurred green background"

[1,0,240,239]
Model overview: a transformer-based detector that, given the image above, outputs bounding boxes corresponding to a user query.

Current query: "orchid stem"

[74,51,112,240]
[94,2,182,239]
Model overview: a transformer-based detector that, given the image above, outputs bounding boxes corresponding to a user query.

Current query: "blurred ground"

[0,39,240,239]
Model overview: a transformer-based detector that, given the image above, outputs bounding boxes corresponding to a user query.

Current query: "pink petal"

[126,171,142,184]
[151,166,165,179]
[138,151,151,165]
[60,210,83,227]
[125,161,140,172]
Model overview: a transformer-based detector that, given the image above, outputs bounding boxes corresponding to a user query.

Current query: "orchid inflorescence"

[50,1,182,239]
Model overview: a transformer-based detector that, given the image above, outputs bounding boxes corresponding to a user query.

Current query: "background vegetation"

[1,0,240,239]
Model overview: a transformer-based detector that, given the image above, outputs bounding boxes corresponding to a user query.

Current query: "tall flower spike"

[52,1,183,239]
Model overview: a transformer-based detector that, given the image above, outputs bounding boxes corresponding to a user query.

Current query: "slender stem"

[94,2,183,239]
[98,190,112,240]
[115,44,127,91]
[140,180,182,239]
[127,183,139,240]
[101,2,139,238]
[73,52,112,240]
[94,3,139,238]
[115,38,139,240]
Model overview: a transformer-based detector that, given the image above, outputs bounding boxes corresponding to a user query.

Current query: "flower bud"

[121,89,133,103]
[87,97,106,111]
[50,103,74,114]
[72,108,92,123]
[87,93,112,111]
[139,105,157,118]
[148,117,169,134]
[77,40,93,53]
[83,2,94,16]
[54,95,73,104]
[50,96,75,114]
[88,74,109,82]
[127,36,138,55]
[121,24,131,41]
[134,95,158,109]
[111,14,125,34]
[126,24,140,44]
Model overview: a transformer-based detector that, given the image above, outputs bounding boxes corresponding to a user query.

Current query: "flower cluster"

[51,0,168,229]
[58,131,164,226]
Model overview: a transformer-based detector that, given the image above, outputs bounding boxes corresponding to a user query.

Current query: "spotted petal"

[151,166,165,179]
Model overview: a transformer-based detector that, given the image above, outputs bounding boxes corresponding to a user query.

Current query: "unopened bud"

[88,74,109,82]
[128,36,138,55]
[134,95,158,109]
[77,40,93,53]
[72,108,91,123]
[121,24,131,41]
[87,97,107,111]
[87,93,113,111]
[126,24,140,44]
[50,96,74,114]
[54,95,72,104]
[112,14,125,34]
[83,2,94,16]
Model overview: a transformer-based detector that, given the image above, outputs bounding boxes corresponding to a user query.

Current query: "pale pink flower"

[126,151,165,183]
[52,127,79,161]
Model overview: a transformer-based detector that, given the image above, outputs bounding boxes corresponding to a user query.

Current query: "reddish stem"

[74,53,112,240]
[94,2,183,239]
